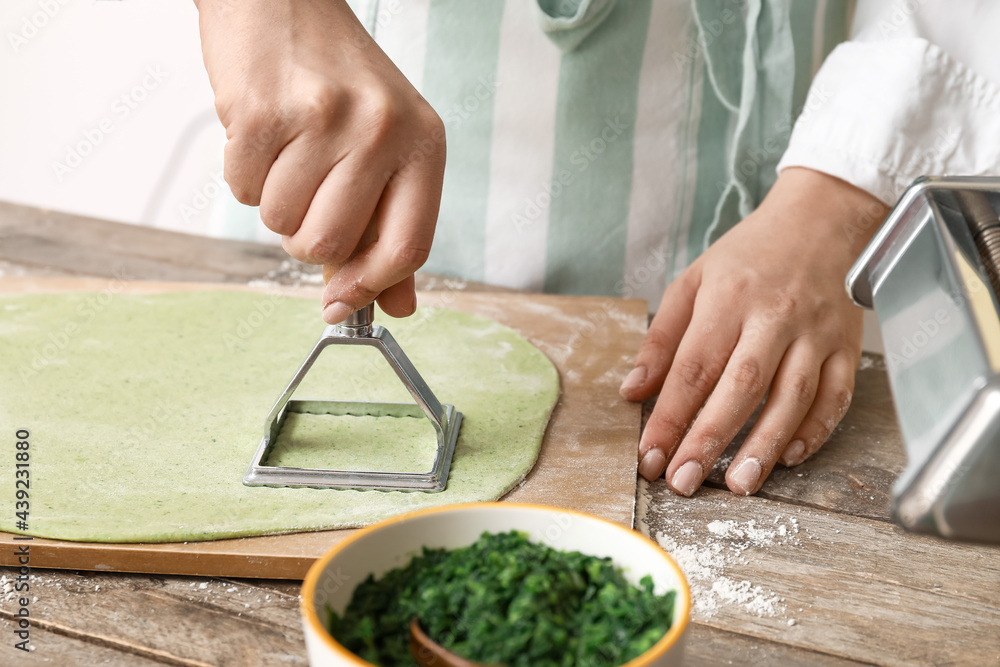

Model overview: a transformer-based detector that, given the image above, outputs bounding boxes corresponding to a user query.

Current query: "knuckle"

[222,163,258,206]
[784,371,818,409]
[259,205,300,236]
[813,301,842,331]
[766,291,798,321]
[406,115,447,168]
[644,410,687,451]
[721,274,752,300]
[359,89,400,143]
[831,386,854,419]
[416,106,446,150]
[297,234,351,265]
[226,180,256,206]
[213,94,236,126]
[639,325,674,361]
[232,101,280,151]
[296,83,345,130]
[675,357,724,395]
[388,242,431,271]
[728,357,766,395]
[801,415,830,444]
[805,387,853,446]
[346,277,380,305]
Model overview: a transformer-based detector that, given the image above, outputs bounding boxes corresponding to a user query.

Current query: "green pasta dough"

[0,291,559,543]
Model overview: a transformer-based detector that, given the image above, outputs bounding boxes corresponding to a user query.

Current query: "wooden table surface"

[0,202,998,666]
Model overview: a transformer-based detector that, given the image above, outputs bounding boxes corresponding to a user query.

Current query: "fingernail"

[638,435,654,460]
[670,460,703,497]
[781,439,806,467]
[638,448,667,481]
[730,457,761,496]
[619,366,647,397]
[322,301,354,324]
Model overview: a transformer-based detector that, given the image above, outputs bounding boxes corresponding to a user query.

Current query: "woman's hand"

[621,168,889,496]
[195,0,445,323]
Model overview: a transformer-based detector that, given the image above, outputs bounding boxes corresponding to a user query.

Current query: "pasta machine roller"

[847,176,1000,543]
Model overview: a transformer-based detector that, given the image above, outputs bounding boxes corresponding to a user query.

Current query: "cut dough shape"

[265,412,438,474]
[0,291,559,543]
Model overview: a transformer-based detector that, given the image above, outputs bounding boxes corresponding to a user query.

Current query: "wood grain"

[2,203,997,667]
[0,200,511,295]
[639,482,1000,667]
[0,567,885,667]
[0,202,288,283]
[0,277,645,579]
[2,571,304,666]
[0,617,180,667]
[683,624,874,667]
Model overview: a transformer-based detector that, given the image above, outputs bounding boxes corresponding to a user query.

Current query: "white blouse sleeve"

[776,2,1000,205]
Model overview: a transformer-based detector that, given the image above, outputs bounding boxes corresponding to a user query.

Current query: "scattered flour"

[711,453,735,475]
[711,578,782,617]
[247,259,324,289]
[0,574,14,602]
[705,518,784,547]
[653,506,800,620]
[856,354,885,371]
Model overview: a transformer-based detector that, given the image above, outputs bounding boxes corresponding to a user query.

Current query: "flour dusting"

[642,482,801,620]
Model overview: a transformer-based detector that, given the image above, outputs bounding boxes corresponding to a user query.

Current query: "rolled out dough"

[0,291,559,543]
[266,412,439,474]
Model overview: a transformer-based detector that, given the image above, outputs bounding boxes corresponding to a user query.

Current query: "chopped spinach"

[327,531,675,666]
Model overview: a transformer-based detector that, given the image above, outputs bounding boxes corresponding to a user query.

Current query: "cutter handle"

[323,221,379,329]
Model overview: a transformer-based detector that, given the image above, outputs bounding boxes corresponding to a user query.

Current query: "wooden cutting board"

[0,277,646,579]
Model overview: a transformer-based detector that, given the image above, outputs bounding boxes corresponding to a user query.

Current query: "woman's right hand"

[195,0,446,322]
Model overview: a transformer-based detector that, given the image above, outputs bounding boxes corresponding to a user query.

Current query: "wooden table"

[0,202,997,666]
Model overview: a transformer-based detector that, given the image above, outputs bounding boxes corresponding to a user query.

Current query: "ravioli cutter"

[847,176,1000,543]
[243,234,462,492]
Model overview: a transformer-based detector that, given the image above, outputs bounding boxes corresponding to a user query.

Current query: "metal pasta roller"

[847,176,1000,544]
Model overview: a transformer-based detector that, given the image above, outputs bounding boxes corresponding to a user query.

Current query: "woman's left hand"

[620,167,889,496]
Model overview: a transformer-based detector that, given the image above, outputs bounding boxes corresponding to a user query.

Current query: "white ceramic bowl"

[301,502,691,666]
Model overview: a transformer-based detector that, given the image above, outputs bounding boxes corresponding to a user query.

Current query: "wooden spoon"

[409,619,492,667]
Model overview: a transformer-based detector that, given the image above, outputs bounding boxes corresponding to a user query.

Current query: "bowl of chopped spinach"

[301,503,690,666]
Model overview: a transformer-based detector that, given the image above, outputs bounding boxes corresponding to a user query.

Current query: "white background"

[0,0,253,238]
